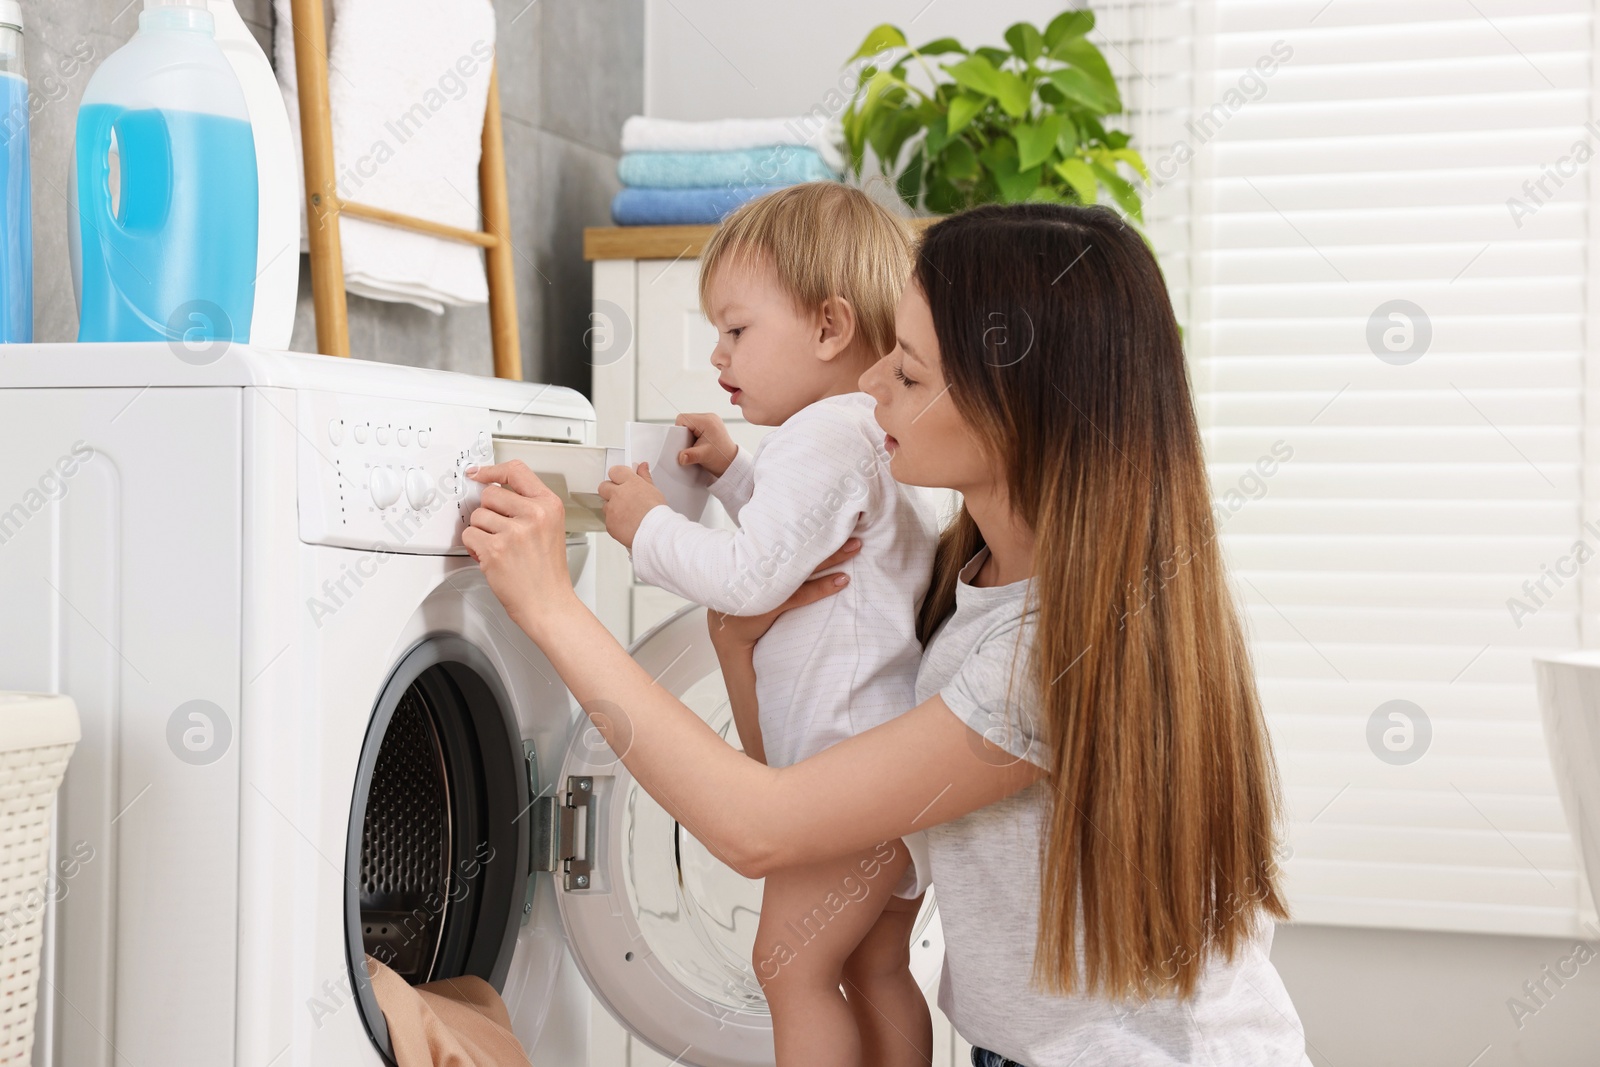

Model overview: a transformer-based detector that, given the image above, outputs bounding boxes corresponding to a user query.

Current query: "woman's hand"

[676,412,738,477]
[707,537,863,653]
[463,460,578,635]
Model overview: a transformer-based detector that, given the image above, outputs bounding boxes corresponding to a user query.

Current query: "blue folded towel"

[618,146,838,189]
[611,184,793,226]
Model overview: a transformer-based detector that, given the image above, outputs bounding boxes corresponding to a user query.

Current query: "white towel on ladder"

[273,0,496,314]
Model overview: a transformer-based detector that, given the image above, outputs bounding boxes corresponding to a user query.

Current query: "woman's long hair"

[914,203,1287,1000]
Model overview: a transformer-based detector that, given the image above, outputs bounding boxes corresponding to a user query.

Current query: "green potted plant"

[841,9,1148,219]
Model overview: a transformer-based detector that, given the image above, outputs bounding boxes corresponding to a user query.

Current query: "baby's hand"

[676,413,737,478]
[599,462,667,550]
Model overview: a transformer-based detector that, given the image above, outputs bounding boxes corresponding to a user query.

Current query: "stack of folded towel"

[612,116,845,226]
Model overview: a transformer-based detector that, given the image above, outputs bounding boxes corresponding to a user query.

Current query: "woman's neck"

[962,482,1034,587]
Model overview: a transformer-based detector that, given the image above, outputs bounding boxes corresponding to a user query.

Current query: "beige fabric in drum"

[366,955,530,1067]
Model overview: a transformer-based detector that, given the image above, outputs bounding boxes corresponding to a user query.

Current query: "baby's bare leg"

[751,842,913,1066]
[842,889,933,1067]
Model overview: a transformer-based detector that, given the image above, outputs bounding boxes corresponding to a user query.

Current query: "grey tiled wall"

[22,0,640,392]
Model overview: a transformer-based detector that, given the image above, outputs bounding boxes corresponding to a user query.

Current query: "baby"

[599,182,939,1065]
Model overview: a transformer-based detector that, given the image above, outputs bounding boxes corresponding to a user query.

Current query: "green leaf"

[1056,115,1080,157]
[862,69,910,113]
[1092,161,1142,220]
[1103,128,1131,149]
[923,114,951,157]
[850,23,908,62]
[897,144,926,209]
[1049,35,1116,93]
[948,55,1032,117]
[1047,67,1120,114]
[1044,10,1095,47]
[926,176,964,215]
[988,152,1042,202]
[1004,22,1045,65]
[841,105,868,173]
[1111,147,1149,182]
[978,136,1019,170]
[946,90,988,135]
[914,36,966,56]
[975,46,1012,68]
[1014,114,1065,171]
[941,138,979,182]
[869,108,922,169]
[1054,157,1097,203]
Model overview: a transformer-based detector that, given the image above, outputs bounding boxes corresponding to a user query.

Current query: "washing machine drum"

[345,636,528,1055]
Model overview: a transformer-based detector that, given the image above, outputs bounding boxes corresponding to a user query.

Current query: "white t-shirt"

[631,392,940,771]
[919,547,1313,1066]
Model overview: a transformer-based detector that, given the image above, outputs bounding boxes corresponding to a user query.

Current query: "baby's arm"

[631,413,876,616]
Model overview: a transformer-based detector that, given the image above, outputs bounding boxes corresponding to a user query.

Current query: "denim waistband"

[971,1047,1028,1067]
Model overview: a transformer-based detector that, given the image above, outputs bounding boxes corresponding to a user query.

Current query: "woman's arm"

[463,461,1043,877]
[529,592,1042,877]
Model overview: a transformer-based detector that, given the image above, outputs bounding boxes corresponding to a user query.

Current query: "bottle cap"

[140,0,214,32]
[0,2,22,32]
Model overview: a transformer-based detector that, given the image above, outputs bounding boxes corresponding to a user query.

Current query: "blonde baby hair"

[698,182,913,362]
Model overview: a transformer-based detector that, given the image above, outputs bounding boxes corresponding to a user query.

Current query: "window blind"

[1110,0,1594,937]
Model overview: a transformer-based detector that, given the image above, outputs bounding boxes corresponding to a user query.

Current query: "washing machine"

[0,344,941,1067]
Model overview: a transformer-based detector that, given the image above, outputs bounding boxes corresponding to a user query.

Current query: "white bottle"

[208,0,297,350]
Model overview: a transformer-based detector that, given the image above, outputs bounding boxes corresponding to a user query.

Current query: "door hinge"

[532,773,595,892]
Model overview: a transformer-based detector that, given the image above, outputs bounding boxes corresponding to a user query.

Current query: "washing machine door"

[547,605,942,1067]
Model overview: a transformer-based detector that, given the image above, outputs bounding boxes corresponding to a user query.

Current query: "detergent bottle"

[73,0,258,345]
[208,0,298,349]
[0,1,31,343]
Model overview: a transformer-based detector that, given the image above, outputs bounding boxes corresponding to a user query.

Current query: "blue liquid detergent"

[0,71,32,343]
[75,104,257,343]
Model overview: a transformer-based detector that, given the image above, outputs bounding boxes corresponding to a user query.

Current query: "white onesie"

[630,391,939,897]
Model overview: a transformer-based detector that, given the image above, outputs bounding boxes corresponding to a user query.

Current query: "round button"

[417,430,431,448]
[328,419,344,445]
[375,424,391,445]
[404,467,437,511]
[353,423,369,444]
[397,427,411,446]
[369,466,402,509]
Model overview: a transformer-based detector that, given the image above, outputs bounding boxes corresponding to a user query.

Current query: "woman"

[463,203,1312,1066]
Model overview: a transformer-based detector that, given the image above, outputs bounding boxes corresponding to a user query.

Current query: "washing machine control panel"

[296,389,593,554]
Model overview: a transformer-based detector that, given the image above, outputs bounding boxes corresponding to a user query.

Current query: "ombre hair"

[914,203,1288,1000]
[698,182,912,361]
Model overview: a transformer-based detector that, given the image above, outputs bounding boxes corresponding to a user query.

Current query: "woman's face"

[859,282,992,492]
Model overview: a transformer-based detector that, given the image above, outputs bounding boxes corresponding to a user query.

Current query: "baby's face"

[702,254,838,426]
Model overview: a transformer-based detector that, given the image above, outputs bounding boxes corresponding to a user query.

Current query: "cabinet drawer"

[635,258,726,419]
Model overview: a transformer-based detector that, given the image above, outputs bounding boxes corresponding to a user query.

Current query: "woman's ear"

[813,296,858,363]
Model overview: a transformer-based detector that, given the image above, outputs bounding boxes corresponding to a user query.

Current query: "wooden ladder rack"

[289,0,522,380]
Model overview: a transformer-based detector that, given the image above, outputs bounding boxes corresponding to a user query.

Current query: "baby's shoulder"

[761,393,885,468]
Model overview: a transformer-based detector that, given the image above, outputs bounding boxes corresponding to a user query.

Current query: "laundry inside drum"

[360,687,453,982]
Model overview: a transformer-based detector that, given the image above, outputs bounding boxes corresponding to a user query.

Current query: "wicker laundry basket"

[0,694,79,1065]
